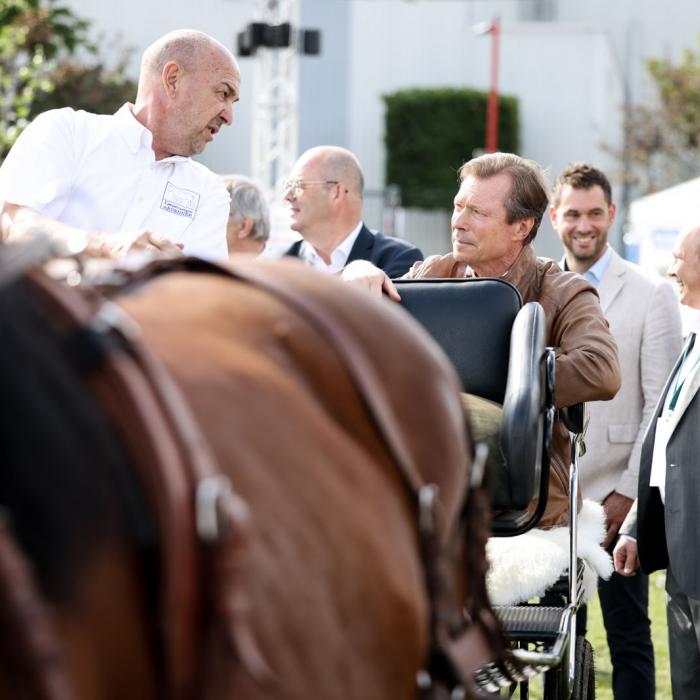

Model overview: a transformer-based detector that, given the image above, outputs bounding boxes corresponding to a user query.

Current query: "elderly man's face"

[451,173,531,276]
[669,226,700,309]
[169,47,240,156]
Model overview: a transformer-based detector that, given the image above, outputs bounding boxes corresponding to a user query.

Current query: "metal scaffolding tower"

[249,0,300,201]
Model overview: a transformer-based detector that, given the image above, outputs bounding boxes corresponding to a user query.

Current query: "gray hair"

[222,175,270,242]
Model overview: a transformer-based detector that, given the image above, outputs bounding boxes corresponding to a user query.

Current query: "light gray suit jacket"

[574,249,682,502]
[621,339,700,597]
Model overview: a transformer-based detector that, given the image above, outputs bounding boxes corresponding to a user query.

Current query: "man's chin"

[452,244,473,264]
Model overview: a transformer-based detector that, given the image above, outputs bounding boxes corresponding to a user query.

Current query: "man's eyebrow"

[221,81,240,100]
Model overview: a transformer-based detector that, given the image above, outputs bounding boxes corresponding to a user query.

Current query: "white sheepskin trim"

[485,500,613,606]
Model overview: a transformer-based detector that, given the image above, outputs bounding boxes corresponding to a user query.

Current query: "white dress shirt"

[649,330,700,501]
[299,221,363,274]
[0,104,229,260]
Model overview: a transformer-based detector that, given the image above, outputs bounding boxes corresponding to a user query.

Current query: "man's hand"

[613,537,640,576]
[340,260,401,301]
[601,491,634,548]
[1,202,184,259]
[113,229,184,257]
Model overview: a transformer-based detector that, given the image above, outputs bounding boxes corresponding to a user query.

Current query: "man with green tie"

[614,223,700,700]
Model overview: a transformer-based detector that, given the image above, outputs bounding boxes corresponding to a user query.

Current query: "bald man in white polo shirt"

[0,29,240,260]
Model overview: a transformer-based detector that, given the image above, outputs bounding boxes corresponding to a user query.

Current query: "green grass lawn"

[587,570,671,699]
[516,571,670,699]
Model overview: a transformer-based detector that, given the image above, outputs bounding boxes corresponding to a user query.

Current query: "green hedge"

[383,87,519,210]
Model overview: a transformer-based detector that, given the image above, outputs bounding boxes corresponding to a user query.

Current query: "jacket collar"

[346,224,371,263]
[469,244,539,302]
[595,248,626,313]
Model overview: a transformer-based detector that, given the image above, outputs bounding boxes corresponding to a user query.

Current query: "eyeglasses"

[283,179,339,196]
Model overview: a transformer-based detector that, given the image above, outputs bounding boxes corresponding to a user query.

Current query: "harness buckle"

[195,475,234,543]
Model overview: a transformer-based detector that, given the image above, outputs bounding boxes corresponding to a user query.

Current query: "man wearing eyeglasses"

[283,146,423,276]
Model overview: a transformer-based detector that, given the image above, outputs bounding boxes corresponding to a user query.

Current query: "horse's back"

[117,259,469,699]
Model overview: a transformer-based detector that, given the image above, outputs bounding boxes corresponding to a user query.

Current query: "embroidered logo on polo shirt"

[161,181,200,218]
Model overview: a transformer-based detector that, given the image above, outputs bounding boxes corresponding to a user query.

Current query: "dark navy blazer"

[284,224,424,279]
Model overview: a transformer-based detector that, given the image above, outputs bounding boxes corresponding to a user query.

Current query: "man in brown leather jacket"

[342,152,621,529]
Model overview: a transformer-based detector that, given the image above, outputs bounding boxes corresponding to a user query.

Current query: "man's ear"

[162,61,180,97]
[549,204,558,227]
[515,217,535,242]
[237,218,255,239]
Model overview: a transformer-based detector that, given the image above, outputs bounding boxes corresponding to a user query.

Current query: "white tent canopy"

[629,177,700,333]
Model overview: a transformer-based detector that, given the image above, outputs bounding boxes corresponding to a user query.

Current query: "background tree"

[620,36,700,194]
[0,0,136,161]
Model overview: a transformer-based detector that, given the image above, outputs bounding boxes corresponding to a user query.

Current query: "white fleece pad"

[486,500,613,606]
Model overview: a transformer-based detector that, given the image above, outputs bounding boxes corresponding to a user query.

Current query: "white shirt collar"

[299,221,363,274]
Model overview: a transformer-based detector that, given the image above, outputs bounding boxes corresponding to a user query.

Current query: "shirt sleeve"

[0,109,76,217]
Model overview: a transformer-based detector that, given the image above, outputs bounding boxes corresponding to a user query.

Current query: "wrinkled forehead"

[456,173,511,207]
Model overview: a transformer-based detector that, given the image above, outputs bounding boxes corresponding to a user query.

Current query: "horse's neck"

[55,544,159,700]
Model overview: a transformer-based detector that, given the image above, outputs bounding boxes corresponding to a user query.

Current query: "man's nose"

[575,216,593,231]
[452,209,468,228]
[220,104,233,126]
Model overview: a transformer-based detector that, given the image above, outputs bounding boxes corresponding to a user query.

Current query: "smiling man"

[551,163,682,700]
[342,152,621,529]
[0,29,240,259]
[614,223,700,700]
[283,146,423,276]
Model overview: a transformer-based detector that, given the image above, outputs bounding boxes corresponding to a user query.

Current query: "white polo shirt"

[0,104,229,260]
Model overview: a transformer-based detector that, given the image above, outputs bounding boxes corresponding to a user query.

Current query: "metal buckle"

[196,475,234,543]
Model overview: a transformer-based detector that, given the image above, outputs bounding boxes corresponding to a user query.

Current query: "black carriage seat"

[393,277,590,692]
[392,278,557,536]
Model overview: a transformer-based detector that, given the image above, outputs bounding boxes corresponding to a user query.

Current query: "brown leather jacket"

[404,244,621,528]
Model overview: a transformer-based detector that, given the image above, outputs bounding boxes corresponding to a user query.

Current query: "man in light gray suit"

[615,223,700,700]
[551,163,682,700]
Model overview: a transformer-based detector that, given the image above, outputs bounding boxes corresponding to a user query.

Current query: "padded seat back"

[394,278,552,533]
[393,278,521,402]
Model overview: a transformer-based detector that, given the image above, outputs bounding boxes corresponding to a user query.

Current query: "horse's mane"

[0,277,156,605]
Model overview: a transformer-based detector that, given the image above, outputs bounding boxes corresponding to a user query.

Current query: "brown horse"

[0,253,500,700]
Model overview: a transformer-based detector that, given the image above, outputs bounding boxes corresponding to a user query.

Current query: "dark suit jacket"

[624,348,700,598]
[284,224,424,279]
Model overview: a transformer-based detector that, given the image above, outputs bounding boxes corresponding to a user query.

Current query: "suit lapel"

[284,240,303,258]
[346,225,373,264]
[596,250,625,313]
